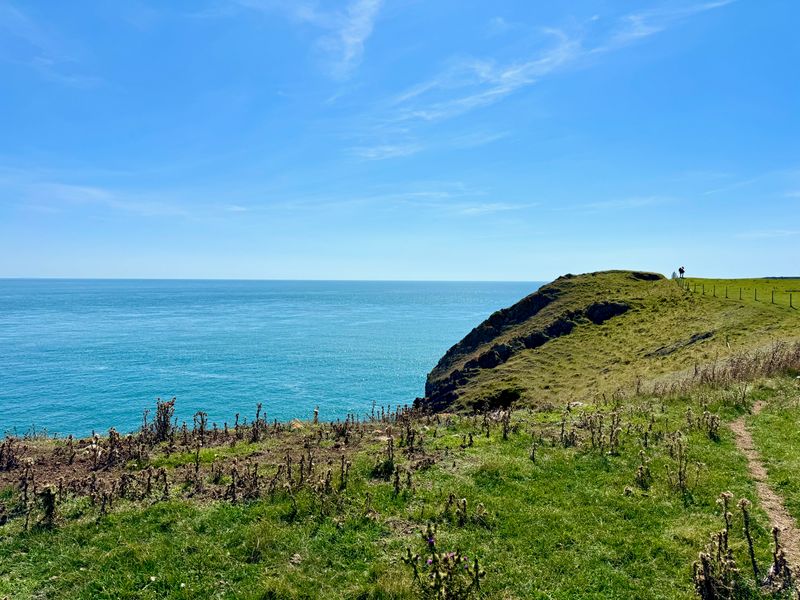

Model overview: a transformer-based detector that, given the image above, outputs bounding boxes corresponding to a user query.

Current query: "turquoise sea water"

[0,280,540,437]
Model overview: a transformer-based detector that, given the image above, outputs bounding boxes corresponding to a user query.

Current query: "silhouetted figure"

[678,266,685,279]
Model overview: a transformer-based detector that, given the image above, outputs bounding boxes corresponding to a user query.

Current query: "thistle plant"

[251,403,263,443]
[338,455,351,491]
[765,527,793,592]
[738,498,759,584]
[693,530,742,599]
[607,410,622,456]
[0,438,19,471]
[89,434,102,470]
[694,491,797,598]
[635,450,652,491]
[65,435,76,466]
[501,411,511,440]
[37,486,57,529]
[702,411,721,442]
[666,432,697,501]
[371,437,395,480]
[153,397,176,443]
[393,466,402,497]
[401,523,485,600]
[455,498,468,527]
[193,411,208,446]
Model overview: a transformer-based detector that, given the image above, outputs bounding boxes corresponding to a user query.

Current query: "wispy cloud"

[736,229,800,240]
[351,142,422,160]
[353,1,734,159]
[259,181,497,214]
[395,2,734,124]
[450,130,511,149]
[324,0,382,79]
[388,28,579,124]
[351,129,507,161]
[604,1,735,48]
[28,182,189,218]
[456,202,536,216]
[559,196,672,214]
[0,1,97,86]
[703,175,762,195]
[233,0,382,78]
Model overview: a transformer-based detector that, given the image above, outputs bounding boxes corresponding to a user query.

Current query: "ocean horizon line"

[0,276,546,284]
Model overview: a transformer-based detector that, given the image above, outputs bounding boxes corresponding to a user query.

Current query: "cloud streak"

[351,142,422,160]
[27,182,190,218]
[392,2,733,125]
[353,1,735,158]
[605,1,736,48]
[736,229,800,240]
[388,28,579,124]
[234,0,382,78]
[456,202,536,216]
[0,1,97,86]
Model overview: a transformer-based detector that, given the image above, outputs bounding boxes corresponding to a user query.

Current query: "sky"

[0,0,798,281]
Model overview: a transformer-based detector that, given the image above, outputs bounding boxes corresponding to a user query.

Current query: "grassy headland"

[1,271,800,599]
[425,271,800,412]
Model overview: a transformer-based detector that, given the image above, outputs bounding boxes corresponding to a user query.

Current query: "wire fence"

[675,278,798,309]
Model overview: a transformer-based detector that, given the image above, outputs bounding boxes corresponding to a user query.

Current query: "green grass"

[434,272,800,410]
[144,440,276,469]
[684,277,800,310]
[0,383,788,599]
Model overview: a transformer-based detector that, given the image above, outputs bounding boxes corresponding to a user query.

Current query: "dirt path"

[730,401,800,568]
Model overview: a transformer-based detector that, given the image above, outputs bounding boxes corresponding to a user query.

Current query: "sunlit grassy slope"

[426,271,800,411]
[0,382,791,600]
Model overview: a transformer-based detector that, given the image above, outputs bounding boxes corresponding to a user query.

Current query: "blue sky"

[0,0,798,280]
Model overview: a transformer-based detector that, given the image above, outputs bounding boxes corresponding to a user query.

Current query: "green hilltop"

[424,270,800,412]
[1,271,800,599]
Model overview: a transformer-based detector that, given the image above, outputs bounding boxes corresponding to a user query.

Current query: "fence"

[676,278,797,309]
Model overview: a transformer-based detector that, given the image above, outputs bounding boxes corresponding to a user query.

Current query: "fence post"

[792,293,795,309]
[739,288,742,300]
[713,285,716,297]
[755,289,758,301]
[702,284,705,295]
[772,290,775,304]
[725,286,728,299]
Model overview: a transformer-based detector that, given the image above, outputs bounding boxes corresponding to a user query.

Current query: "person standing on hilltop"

[678,266,685,279]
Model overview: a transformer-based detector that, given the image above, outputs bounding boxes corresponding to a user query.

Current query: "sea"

[0,279,541,438]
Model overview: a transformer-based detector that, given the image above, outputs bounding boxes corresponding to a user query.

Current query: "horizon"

[0,276,541,283]
[2,272,800,283]
[1,1,799,280]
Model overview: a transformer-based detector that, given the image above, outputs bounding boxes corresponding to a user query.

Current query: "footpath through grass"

[749,376,800,520]
[0,381,791,599]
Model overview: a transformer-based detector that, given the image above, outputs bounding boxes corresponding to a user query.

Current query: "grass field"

[0,380,792,599]
[683,278,800,310]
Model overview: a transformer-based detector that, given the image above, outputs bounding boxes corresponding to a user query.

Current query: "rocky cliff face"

[420,271,664,412]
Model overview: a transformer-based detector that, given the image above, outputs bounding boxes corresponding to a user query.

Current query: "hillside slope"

[423,270,800,412]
